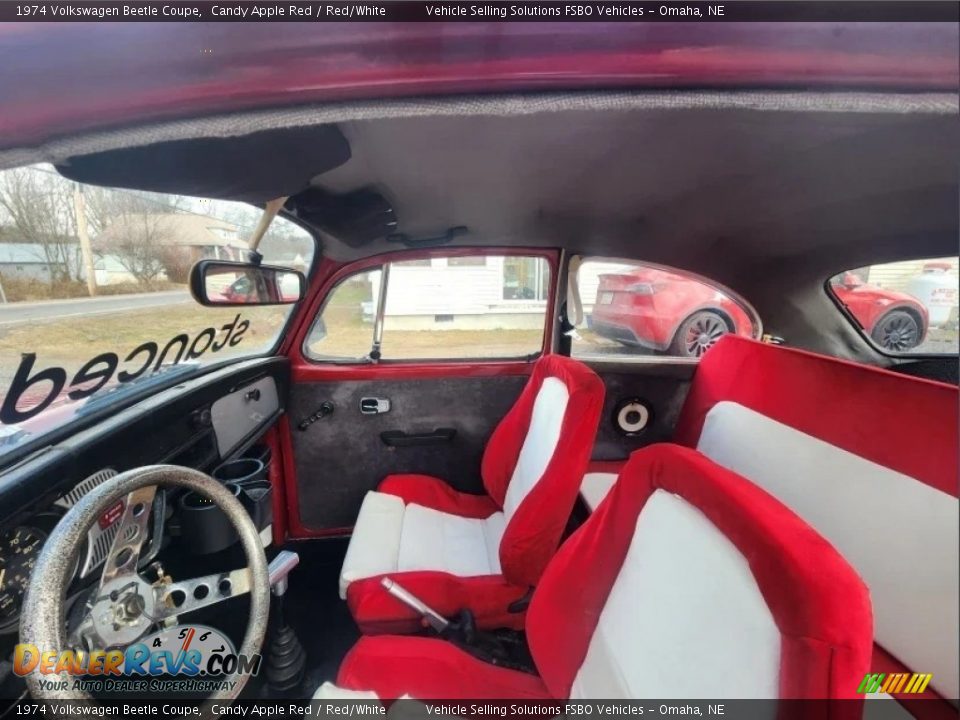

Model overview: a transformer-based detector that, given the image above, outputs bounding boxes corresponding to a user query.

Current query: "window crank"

[298,401,334,431]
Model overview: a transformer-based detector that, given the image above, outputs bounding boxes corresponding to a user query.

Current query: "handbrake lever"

[380,577,450,633]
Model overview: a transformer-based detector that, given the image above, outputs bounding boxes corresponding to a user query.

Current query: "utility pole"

[74,183,97,297]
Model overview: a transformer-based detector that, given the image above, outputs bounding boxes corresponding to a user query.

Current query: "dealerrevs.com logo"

[13,624,260,694]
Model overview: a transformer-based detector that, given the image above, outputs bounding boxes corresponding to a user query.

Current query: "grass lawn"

[0,305,289,386]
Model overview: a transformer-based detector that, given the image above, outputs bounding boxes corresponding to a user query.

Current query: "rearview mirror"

[189,260,306,307]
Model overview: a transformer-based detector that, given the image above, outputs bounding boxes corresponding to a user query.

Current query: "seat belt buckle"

[380,577,450,633]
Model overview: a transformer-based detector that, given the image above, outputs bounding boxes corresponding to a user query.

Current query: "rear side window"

[305,254,551,362]
[828,257,959,355]
[571,258,759,361]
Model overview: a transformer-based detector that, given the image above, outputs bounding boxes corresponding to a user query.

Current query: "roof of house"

[94,213,242,249]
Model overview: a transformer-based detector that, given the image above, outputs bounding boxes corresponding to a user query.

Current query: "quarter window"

[571,258,759,361]
[828,257,959,355]
[305,254,551,362]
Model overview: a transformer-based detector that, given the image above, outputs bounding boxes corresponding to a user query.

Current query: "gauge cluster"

[0,474,113,635]
[0,525,45,632]
[0,510,77,635]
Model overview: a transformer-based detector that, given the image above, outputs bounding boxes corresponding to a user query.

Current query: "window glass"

[447,256,487,268]
[305,255,550,362]
[0,164,314,459]
[503,256,549,300]
[304,268,380,360]
[571,258,759,360]
[828,257,959,355]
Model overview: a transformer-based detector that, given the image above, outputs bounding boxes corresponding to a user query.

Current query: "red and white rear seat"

[585,336,958,702]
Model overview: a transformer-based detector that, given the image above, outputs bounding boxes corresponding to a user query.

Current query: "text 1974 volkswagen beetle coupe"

[0,19,957,716]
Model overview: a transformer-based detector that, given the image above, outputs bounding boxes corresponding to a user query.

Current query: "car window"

[828,257,959,355]
[304,254,550,362]
[0,164,314,459]
[571,258,759,361]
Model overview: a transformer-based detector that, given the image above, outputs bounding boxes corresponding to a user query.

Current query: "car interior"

[0,45,958,716]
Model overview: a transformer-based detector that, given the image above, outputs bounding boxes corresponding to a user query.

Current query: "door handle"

[360,397,391,415]
[380,428,456,447]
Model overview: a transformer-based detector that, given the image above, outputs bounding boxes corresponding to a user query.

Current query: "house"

[363,256,550,330]
[92,213,244,284]
[0,242,73,282]
[0,242,80,281]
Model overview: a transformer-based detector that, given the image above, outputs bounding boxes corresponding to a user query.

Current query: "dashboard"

[0,357,289,643]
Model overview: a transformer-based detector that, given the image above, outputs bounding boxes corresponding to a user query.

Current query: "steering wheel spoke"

[154,568,252,621]
[98,485,157,590]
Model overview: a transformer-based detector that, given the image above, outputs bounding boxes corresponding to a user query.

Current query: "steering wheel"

[20,465,271,703]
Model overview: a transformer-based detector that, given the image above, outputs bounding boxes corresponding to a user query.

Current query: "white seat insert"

[697,401,960,699]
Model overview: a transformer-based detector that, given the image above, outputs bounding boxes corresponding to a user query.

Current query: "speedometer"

[0,526,47,632]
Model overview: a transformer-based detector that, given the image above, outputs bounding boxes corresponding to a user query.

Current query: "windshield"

[0,164,314,461]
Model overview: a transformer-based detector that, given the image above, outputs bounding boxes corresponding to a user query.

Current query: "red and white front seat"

[339,355,605,633]
[331,444,873,699]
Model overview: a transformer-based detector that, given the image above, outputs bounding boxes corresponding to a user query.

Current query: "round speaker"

[613,398,652,436]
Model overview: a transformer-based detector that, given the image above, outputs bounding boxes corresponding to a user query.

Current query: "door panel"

[288,374,527,531]
[586,362,695,460]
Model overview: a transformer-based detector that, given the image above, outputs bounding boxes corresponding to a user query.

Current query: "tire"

[871,309,922,352]
[669,310,732,358]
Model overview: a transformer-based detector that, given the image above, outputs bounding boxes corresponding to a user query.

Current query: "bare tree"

[91,190,189,287]
[0,166,79,285]
[96,213,171,286]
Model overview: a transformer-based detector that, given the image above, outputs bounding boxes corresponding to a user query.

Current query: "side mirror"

[189,260,306,307]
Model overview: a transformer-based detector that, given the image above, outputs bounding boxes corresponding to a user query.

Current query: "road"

[0,291,191,327]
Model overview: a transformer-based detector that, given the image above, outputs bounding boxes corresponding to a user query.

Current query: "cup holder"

[179,483,243,555]
[212,458,266,486]
[237,480,273,534]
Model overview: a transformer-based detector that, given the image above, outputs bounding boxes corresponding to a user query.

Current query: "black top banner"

[1,1,957,22]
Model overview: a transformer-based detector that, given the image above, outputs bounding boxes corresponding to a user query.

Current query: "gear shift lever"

[380,577,450,633]
[264,551,305,694]
[269,550,300,595]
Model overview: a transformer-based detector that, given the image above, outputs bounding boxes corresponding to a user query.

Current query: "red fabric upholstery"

[350,355,604,633]
[479,355,605,512]
[527,444,872,700]
[346,572,529,634]
[483,355,605,587]
[674,335,959,496]
[338,444,872,700]
[377,474,499,519]
[338,636,553,700]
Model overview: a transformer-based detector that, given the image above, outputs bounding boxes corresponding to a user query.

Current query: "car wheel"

[670,310,731,358]
[871,309,921,351]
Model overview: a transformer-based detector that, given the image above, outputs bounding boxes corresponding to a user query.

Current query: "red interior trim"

[284,247,560,373]
[262,425,287,545]
[291,360,534,384]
